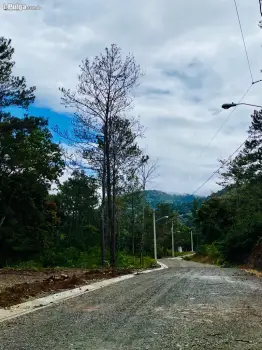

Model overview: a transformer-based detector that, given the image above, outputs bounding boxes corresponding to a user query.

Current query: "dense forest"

[0,37,191,269]
[193,109,262,268]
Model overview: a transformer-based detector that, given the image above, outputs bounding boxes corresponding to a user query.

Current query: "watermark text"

[3,3,42,11]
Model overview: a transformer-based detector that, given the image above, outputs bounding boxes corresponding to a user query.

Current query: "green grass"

[3,260,44,270]
[166,250,192,257]
[116,253,156,269]
[3,250,156,270]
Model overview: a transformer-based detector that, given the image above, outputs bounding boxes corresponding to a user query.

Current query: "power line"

[191,1,258,195]
[234,0,254,83]
[192,135,249,195]
[197,83,252,159]
[196,0,255,159]
[193,1,260,162]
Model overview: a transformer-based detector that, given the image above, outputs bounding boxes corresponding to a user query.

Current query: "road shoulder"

[0,262,168,323]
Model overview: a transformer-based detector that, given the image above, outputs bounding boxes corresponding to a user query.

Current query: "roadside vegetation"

[190,109,262,270]
[165,251,192,258]
[0,37,192,273]
[183,244,230,266]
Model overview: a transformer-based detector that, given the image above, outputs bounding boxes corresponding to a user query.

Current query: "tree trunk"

[111,152,117,267]
[112,172,116,265]
[140,187,145,265]
[105,117,115,267]
[100,158,106,267]
[131,189,135,256]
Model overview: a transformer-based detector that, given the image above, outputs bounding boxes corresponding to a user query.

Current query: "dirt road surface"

[1,258,262,349]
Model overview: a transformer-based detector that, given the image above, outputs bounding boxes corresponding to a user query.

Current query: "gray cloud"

[163,69,204,89]
[188,96,202,104]
[143,88,171,96]
[1,0,261,195]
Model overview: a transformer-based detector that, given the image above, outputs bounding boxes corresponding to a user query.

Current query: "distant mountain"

[145,190,206,216]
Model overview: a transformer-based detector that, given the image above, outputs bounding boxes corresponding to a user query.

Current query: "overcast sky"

[1,0,262,195]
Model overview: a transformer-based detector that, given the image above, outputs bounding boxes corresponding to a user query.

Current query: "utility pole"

[153,212,169,261]
[153,210,157,261]
[171,221,174,257]
[191,230,194,252]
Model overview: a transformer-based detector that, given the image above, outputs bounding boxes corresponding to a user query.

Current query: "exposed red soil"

[0,268,133,308]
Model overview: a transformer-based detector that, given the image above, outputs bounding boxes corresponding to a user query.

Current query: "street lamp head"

[155,215,169,223]
[222,103,237,110]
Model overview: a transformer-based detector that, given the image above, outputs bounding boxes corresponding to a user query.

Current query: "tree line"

[0,37,191,268]
[193,109,262,268]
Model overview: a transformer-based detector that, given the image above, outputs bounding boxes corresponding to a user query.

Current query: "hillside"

[145,190,206,216]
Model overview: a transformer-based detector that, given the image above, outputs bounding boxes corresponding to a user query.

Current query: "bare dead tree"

[59,44,142,267]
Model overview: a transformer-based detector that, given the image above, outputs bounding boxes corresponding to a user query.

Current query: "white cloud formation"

[1,0,262,195]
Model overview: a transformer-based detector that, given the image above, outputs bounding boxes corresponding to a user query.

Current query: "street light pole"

[153,210,157,261]
[222,102,262,110]
[153,212,169,261]
[191,230,194,252]
[171,221,174,257]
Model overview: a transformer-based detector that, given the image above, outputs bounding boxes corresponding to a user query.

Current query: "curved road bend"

[1,258,262,349]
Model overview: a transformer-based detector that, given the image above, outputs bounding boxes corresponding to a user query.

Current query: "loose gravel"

[1,259,262,349]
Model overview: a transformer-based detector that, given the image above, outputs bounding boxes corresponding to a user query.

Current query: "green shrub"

[191,244,226,265]
[196,245,206,255]
[221,261,232,268]
[40,247,80,267]
[216,257,226,266]
[116,252,133,268]
[205,244,220,259]
[40,250,64,267]
[166,249,172,256]
[141,256,156,269]
[116,252,155,269]
[8,260,43,269]
[183,256,191,261]
[7,248,156,270]
[76,249,102,268]
[157,247,165,259]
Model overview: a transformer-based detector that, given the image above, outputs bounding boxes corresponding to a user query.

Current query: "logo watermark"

[3,3,42,10]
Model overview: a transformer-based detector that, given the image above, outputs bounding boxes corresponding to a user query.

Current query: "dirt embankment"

[184,244,262,274]
[0,268,133,308]
[183,254,216,265]
[248,243,262,271]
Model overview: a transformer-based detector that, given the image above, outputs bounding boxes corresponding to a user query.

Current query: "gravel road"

[1,259,262,350]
